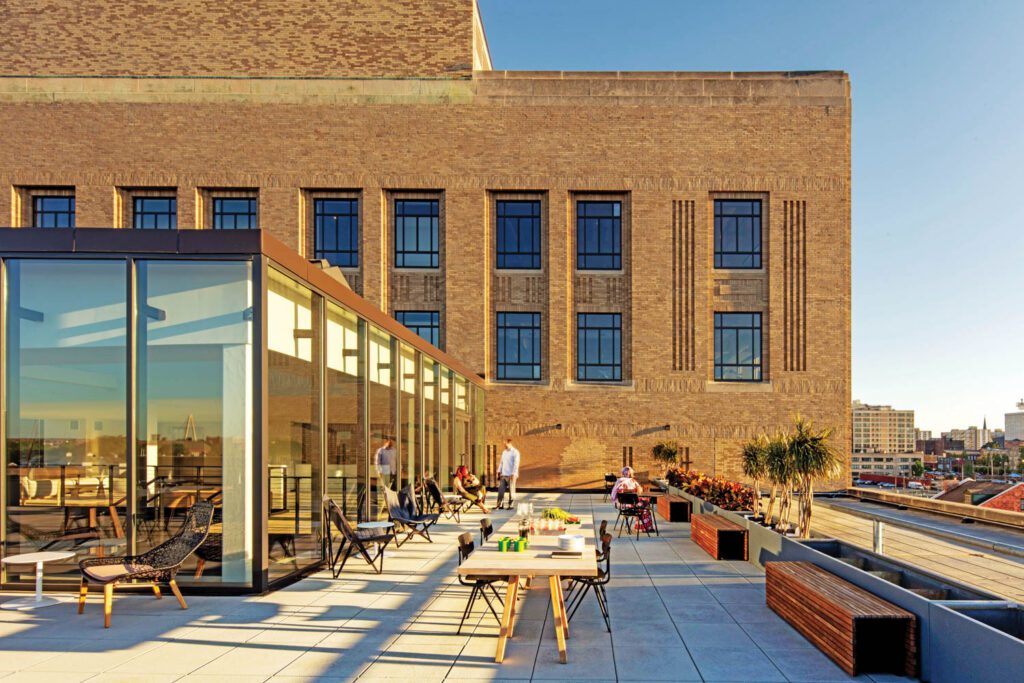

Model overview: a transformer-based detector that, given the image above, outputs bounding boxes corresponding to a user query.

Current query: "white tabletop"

[357,521,394,529]
[2,551,76,565]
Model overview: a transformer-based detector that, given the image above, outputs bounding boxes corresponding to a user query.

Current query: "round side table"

[356,521,394,531]
[1,551,76,610]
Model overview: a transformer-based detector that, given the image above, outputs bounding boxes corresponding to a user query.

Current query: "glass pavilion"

[0,229,485,592]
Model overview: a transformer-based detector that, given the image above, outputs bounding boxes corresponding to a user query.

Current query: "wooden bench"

[656,494,691,522]
[690,513,747,560]
[766,561,917,678]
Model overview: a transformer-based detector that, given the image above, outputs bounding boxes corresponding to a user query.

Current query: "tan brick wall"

[0,0,477,78]
[0,70,852,489]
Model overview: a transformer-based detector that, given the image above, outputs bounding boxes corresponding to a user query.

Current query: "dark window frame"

[313,197,359,268]
[32,195,75,228]
[394,199,439,268]
[395,310,441,348]
[133,196,178,230]
[576,312,622,382]
[496,200,542,270]
[714,199,762,269]
[576,200,622,271]
[496,312,542,381]
[714,311,763,382]
[212,197,258,230]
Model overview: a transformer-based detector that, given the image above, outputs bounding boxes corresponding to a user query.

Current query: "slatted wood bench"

[766,561,917,678]
[656,494,691,522]
[690,513,747,560]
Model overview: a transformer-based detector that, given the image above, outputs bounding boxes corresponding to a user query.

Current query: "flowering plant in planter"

[665,469,755,511]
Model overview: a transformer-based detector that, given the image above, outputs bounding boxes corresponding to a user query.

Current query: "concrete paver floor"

[0,493,918,682]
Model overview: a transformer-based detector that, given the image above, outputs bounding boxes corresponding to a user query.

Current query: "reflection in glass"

[326,302,365,521]
[267,269,322,579]
[454,375,471,476]
[4,259,127,581]
[368,326,397,519]
[135,261,253,584]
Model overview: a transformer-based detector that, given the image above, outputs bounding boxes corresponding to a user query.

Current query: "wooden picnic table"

[457,514,598,665]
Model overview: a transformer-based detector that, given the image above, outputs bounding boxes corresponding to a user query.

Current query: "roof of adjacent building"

[934,479,1013,504]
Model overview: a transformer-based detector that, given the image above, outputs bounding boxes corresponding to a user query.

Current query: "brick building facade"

[0,0,851,488]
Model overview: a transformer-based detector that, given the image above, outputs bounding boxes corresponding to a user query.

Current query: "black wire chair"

[565,530,613,632]
[603,473,618,502]
[78,500,213,628]
[456,532,504,634]
[324,496,391,577]
[479,517,494,546]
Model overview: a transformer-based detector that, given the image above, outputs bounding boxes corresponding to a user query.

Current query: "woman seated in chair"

[610,466,643,505]
[453,465,490,513]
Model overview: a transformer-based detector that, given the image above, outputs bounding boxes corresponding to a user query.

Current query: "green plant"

[651,441,682,468]
[788,417,842,538]
[911,461,925,478]
[763,431,792,532]
[741,435,769,518]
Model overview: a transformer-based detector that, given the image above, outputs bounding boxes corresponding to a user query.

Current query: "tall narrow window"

[714,312,762,381]
[576,200,621,270]
[133,197,177,229]
[314,198,359,267]
[394,199,439,268]
[395,310,441,348]
[577,312,622,381]
[213,197,257,230]
[496,200,541,269]
[496,312,542,380]
[32,195,75,228]
[714,199,762,268]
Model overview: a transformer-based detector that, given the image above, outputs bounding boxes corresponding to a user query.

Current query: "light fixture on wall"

[555,423,563,430]
[663,424,671,431]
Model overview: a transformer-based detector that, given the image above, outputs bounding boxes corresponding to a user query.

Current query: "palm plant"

[763,431,792,532]
[741,435,769,519]
[788,417,843,538]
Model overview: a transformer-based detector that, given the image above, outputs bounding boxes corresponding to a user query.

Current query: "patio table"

[1,551,75,610]
[457,514,597,664]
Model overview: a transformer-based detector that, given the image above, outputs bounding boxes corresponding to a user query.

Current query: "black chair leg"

[458,584,480,634]
[595,584,611,632]
[567,582,592,622]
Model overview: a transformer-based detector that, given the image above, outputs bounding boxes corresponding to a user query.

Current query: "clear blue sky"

[479,0,1024,435]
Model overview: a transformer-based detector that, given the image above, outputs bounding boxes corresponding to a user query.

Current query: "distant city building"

[851,453,922,477]
[915,429,933,441]
[852,401,915,454]
[947,424,992,452]
[1006,399,1024,442]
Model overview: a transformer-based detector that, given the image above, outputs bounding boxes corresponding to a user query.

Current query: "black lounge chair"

[456,532,504,634]
[324,496,391,577]
[425,477,467,522]
[78,500,214,628]
[383,487,437,547]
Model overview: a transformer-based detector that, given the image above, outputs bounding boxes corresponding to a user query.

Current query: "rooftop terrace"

[0,494,914,682]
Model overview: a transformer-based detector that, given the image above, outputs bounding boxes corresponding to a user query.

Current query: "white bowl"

[558,534,585,552]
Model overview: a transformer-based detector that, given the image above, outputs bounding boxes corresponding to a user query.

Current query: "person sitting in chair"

[610,466,643,504]
[453,465,489,513]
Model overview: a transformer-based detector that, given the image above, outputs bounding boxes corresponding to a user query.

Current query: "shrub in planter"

[651,441,682,470]
[665,469,755,512]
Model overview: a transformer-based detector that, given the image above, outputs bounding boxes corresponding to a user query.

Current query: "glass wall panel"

[267,269,322,580]
[326,302,365,521]
[422,360,439,487]
[473,384,486,480]
[398,344,419,496]
[454,374,472,476]
[135,260,253,584]
[368,325,396,519]
[439,366,452,491]
[4,259,127,582]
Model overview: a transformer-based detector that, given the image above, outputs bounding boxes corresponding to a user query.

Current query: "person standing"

[496,438,521,510]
